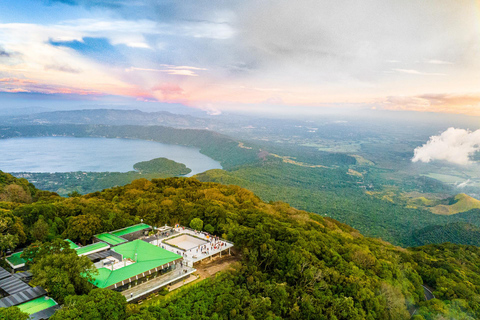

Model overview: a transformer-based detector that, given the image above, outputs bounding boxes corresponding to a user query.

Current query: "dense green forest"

[412,221,480,246]
[133,158,191,175]
[0,172,479,319]
[196,162,480,247]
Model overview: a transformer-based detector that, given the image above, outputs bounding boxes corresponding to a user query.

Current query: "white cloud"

[426,59,453,65]
[158,65,207,71]
[198,103,222,115]
[392,69,446,76]
[0,22,131,92]
[126,66,206,76]
[457,179,471,188]
[412,127,480,165]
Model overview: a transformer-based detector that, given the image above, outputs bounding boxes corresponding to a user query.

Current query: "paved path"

[411,285,436,316]
[422,285,435,300]
[122,266,196,302]
[168,274,198,291]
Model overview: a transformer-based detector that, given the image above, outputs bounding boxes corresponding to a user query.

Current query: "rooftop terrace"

[90,240,181,289]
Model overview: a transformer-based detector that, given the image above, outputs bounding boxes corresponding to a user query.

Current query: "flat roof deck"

[164,234,209,251]
[95,233,127,246]
[90,240,181,289]
[75,242,110,256]
[152,228,234,264]
[6,252,26,268]
[17,296,57,315]
[111,223,151,237]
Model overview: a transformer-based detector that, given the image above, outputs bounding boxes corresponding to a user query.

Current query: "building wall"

[112,264,175,292]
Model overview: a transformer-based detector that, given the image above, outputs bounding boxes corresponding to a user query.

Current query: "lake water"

[0,137,222,177]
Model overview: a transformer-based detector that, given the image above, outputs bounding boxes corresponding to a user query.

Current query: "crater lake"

[0,137,222,176]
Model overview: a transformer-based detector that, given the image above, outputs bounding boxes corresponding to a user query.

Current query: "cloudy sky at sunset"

[0,0,479,115]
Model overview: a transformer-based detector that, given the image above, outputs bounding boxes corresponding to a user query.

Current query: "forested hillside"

[0,171,57,258]
[0,171,48,204]
[412,221,480,246]
[196,162,480,247]
[0,173,479,319]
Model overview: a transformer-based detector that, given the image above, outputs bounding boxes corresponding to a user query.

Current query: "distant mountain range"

[0,106,54,116]
[0,109,212,129]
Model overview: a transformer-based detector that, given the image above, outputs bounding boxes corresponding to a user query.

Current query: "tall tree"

[189,217,203,231]
[66,214,102,245]
[31,217,49,242]
[26,239,97,303]
[22,238,69,266]
[0,211,26,244]
[0,234,17,257]
[50,289,127,320]
[0,307,29,320]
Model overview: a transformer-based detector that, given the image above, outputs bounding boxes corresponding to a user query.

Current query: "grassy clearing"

[431,193,480,215]
[422,173,466,184]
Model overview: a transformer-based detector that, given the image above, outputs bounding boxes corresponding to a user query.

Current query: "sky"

[0,0,479,116]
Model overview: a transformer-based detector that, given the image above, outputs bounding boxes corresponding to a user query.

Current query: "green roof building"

[89,240,182,290]
[16,296,58,320]
[65,239,80,249]
[5,252,26,269]
[95,233,127,246]
[6,239,79,270]
[75,242,110,256]
[110,223,151,237]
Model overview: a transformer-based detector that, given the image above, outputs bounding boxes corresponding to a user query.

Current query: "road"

[411,285,436,316]
[422,285,435,300]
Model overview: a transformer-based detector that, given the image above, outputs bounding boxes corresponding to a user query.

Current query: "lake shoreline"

[0,136,222,177]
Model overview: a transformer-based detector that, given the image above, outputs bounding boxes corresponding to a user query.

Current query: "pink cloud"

[152,83,185,100]
[0,78,103,96]
[383,93,480,116]
[0,78,37,84]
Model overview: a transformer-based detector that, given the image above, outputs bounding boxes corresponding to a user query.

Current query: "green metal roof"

[65,239,80,249]
[17,296,57,315]
[111,223,151,237]
[6,252,25,267]
[90,240,181,288]
[75,242,109,256]
[95,233,127,246]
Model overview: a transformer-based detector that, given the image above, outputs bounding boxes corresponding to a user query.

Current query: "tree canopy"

[189,217,203,231]
[0,306,29,320]
[0,173,479,319]
[24,239,97,304]
[51,289,127,320]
